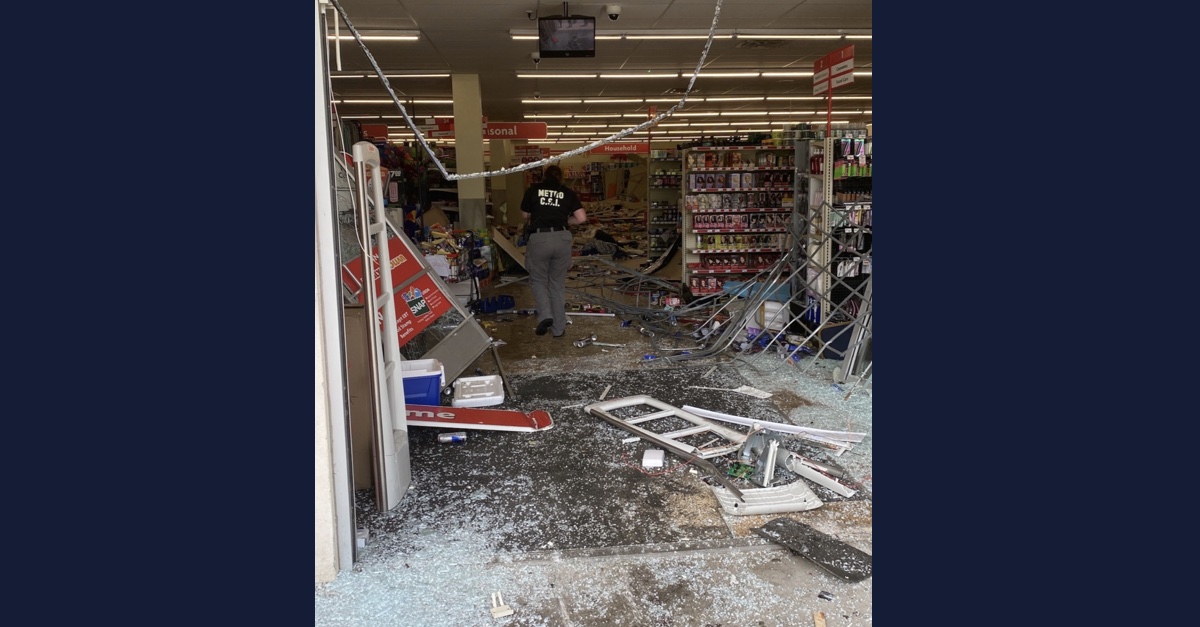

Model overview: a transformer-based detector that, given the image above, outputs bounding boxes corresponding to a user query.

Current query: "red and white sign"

[360,123,389,139]
[406,405,554,432]
[483,122,548,139]
[813,44,855,95]
[426,121,547,140]
[590,142,649,155]
[341,237,453,348]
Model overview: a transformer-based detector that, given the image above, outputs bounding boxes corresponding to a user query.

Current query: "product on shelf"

[680,142,801,294]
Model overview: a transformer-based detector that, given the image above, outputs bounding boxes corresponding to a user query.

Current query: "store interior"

[317,1,873,625]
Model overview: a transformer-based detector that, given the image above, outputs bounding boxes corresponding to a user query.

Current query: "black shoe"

[536,319,553,336]
[552,331,565,338]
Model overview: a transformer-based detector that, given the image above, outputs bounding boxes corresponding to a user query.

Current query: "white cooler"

[451,375,505,407]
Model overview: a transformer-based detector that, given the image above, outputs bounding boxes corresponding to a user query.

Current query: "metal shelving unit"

[647,149,683,256]
[792,129,873,367]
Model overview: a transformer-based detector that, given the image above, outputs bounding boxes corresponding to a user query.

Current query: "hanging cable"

[325,0,725,181]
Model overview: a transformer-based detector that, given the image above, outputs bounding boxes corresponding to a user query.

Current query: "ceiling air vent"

[736,39,787,49]
[663,87,700,95]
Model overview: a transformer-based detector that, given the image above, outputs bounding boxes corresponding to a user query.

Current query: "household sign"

[590,142,649,155]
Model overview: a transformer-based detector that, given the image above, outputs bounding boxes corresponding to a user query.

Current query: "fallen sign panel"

[406,404,553,432]
[754,517,873,582]
[711,481,822,516]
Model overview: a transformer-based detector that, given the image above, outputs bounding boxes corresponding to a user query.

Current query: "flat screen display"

[538,16,596,58]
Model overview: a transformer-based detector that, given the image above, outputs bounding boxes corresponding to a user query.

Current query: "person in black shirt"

[520,165,587,337]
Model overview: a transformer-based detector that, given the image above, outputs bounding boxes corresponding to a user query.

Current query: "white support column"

[315,0,354,581]
[452,74,487,231]
[488,138,511,225]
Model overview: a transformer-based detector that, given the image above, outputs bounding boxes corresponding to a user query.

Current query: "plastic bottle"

[516,308,537,315]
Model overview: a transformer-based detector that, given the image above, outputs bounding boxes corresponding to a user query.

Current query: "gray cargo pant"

[525,230,574,336]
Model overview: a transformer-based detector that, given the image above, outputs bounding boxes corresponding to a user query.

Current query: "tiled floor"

[316,266,873,626]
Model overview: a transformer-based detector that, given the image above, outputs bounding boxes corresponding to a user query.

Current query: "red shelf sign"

[813,44,855,96]
[590,142,649,155]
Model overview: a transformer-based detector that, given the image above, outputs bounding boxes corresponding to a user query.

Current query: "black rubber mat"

[754,517,873,582]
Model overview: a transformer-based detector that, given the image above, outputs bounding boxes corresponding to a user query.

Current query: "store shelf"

[646,151,683,248]
[680,144,799,294]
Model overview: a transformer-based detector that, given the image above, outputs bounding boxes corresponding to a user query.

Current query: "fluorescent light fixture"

[599,73,681,79]
[521,70,871,81]
[328,31,420,41]
[703,97,765,102]
[582,98,645,103]
[644,98,684,103]
[619,35,729,40]
[718,111,770,116]
[511,29,869,41]
[742,35,869,40]
[516,74,599,79]
[384,74,450,78]
[524,114,627,119]
[337,99,453,104]
[767,96,871,101]
[520,99,584,104]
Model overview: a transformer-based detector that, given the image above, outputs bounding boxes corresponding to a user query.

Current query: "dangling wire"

[325,0,725,181]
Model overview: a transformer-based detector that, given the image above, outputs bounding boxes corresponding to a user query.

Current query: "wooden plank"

[490,226,526,270]
[813,611,826,627]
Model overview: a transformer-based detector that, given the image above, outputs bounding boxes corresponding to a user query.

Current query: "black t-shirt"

[521,180,582,229]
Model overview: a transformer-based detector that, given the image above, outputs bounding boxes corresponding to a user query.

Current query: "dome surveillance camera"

[533,91,541,99]
[531,52,541,65]
[605,4,621,21]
